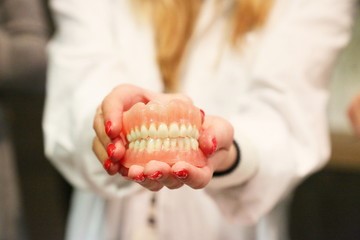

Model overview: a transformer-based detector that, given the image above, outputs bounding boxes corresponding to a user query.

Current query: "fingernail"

[202,137,217,156]
[133,173,146,182]
[106,143,116,158]
[103,159,111,171]
[103,158,119,175]
[212,137,218,153]
[173,169,189,179]
[105,120,112,136]
[200,109,205,124]
[149,171,163,180]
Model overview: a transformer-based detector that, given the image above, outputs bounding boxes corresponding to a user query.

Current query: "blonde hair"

[138,0,274,92]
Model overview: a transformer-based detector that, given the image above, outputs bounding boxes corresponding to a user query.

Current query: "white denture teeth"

[158,123,168,138]
[147,139,155,153]
[130,137,199,152]
[134,140,140,150]
[163,138,170,151]
[191,138,199,150]
[130,129,136,141]
[155,139,162,151]
[184,137,191,151]
[194,126,199,139]
[186,125,193,137]
[180,124,187,137]
[169,123,180,138]
[127,122,201,152]
[140,125,149,139]
[148,123,157,138]
[170,138,177,149]
[135,127,141,139]
[139,139,146,151]
[178,138,185,150]
[127,133,132,142]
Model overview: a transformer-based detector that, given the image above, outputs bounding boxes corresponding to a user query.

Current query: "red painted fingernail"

[200,109,205,124]
[173,169,189,179]
[103,159,112,172]
[103,159,119,175]
[212,137,218,153]
[106,143,116,158]
[133,173,146,182]
[149,171,163,180]
[105,120,112,136]
[202,137,218,156]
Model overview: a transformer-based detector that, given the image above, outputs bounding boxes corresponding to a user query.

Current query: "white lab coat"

[43,0,356,239]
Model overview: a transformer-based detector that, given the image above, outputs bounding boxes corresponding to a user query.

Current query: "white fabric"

[43,0,356,239]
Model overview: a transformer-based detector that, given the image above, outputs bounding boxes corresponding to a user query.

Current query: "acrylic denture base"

[121,100,206,167]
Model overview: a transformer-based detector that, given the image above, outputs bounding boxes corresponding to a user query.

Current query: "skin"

[92,84,236,191]
[348,94,360,137]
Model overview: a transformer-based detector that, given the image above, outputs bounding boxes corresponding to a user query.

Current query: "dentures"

[121,99,206,167]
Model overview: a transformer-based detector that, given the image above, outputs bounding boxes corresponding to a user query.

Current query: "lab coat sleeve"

[43,0,141,198]
[206,0,357,224]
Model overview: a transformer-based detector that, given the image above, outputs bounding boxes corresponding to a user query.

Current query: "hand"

[348,94,360,137]
[92,84,235,191]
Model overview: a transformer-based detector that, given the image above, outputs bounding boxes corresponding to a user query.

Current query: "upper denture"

[121,99,206,167]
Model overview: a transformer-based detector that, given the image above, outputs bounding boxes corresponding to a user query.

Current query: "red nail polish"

[133,173,146,182]
[173,169,189,179]
[103,159,112,172]
[212,137,218,153]
[200,109,205,124]
[106,143,116,158]
[149,171,163,180]
[103,159,119,175]
[105,120,112,136]
[202,137,217,156]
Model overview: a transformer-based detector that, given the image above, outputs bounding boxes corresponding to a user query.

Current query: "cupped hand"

[92,84,236,191]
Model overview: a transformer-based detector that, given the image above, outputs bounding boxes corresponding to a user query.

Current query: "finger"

[199,116,234,156]
[93,109,126,162]
[172,161,213,189]
[102,84,156,139]
[128,165,164,191]
[118,164,129,178]
[106,139,126,163]
[144,160,184,189]
[101,84,194,139]
[92,137,108,165]
[92,137,119,175]
[93,106,111,147]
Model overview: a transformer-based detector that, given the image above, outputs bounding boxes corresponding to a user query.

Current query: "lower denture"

[121,99,206,167]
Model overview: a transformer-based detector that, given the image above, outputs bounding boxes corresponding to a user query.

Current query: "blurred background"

[0,1,359,239]
[290,10,360,240]
[0,0,70,239]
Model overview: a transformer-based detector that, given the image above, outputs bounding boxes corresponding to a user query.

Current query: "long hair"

[137,0,274,92]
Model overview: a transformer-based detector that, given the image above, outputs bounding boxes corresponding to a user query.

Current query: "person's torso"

[68,1,289,239]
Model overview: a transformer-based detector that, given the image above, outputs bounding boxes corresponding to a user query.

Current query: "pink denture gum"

[121,99,206,168]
